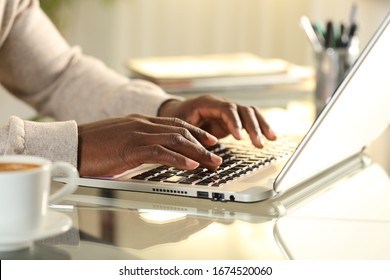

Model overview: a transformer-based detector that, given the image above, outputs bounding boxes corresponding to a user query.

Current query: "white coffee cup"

[0,155,79,235]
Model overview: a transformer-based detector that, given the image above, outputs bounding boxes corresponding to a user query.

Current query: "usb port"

[197,191,209,199]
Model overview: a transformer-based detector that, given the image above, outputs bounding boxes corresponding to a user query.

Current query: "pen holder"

[314,48,355,115]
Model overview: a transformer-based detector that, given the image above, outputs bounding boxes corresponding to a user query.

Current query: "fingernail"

[211,154,222,165]
[185,158,199,169]
[235,128,242,140]
[269,129,277,139]
[257,134,264,146]
[208,134,218,143]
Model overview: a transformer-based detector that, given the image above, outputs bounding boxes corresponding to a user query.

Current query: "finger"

[238,106,264,148]
[148,116,219,146]
[200,119,230,139]
[139,133,222,170]
[131,120,205,148]
[253,108,277,141]
[217,102,243,140]
[196,102,243,140]
[130,145,200,170]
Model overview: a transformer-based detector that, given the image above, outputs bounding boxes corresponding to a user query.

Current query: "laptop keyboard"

[131,135,298,187]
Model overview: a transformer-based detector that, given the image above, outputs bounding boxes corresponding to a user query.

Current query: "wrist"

[157,99,182,117]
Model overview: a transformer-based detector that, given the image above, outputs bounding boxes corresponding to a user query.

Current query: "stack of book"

[127,53,313,93]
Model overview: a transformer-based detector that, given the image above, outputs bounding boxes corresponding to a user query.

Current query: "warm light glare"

[138,211,187,224]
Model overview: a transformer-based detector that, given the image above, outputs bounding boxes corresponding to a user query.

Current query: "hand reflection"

[80,208,233,250]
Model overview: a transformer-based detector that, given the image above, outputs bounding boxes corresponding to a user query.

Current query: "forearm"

[0,116,78,167]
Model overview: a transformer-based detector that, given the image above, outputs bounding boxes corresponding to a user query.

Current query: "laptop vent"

[152,188,188,195]
[152,205,188,212]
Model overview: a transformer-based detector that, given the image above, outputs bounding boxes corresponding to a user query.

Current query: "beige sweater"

[0,0,176,167]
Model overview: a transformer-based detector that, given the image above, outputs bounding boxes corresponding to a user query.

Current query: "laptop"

[73,13,390,203]
[66,157,372,223]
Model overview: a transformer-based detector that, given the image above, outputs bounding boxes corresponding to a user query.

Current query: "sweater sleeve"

[0,116,78,167]
[0,0,180,124]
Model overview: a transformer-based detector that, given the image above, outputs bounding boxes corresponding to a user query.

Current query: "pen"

[349,3,358,27]
[325,21,334,48]
[348,23,357,45]
[339,23,350,48]
[300,16,323,53]
[313,22,326,46]
[347,3,358,47]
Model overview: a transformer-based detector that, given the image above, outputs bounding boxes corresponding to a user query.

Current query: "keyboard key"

[180,177,202,184]
[130,135,299,187]
[164,175,186,183]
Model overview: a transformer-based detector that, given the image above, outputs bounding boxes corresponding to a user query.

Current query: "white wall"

[57,0,389,74]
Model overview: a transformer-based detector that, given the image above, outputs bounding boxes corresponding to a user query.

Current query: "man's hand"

[77,114,222,177]
[158,95,277,147]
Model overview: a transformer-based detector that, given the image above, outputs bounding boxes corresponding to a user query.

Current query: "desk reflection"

[79,208,215,250]
[72,203,282,259]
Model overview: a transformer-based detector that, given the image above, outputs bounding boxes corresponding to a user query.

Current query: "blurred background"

[43,0,389,75]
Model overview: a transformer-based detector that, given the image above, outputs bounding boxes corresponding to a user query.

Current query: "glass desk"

[2,159,390,260]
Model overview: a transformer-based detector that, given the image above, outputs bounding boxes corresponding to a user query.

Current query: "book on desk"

[127,52,313,93]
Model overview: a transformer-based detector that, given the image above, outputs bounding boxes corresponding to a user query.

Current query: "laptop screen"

[275,13,390,192]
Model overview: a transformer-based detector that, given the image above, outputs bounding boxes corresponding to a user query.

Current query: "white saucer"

[0,210,72,251]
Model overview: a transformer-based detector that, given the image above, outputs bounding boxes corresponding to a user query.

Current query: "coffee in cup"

[0,162,41,172]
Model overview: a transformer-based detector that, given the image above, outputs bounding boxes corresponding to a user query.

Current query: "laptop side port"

[197,191,209,199]
[212,192,225,201]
